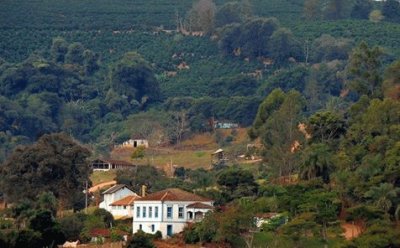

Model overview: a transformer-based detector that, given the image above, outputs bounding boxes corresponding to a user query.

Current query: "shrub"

[183,225,200,244]
[126,230,155,248]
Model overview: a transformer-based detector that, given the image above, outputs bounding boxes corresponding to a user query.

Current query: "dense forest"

[0,0,400,247]
[1,0,399,161]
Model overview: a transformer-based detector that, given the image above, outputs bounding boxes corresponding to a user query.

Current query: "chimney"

[141,185,147,197]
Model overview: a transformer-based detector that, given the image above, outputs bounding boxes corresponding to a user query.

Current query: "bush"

[0,218,13,229]
[183,225,200,244]
[59,213,85,241]
[126,230,155,248]
[93,208,114,228]
[13,229,43,248]
[153,230,162,240]
[224,135,234,144]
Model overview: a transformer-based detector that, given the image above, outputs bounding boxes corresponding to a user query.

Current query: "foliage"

[307,110,346,145]
[259,65,309,96]
[382,60,400,100]
[37,192,58,216]
[110,51,160,106]
[93,208,114,228]
[214,1,252,28]
[183,205,253,247]
[250,89,305,177]
[131,146,146,161]
[347,220,400,248]
[59,213,86,241]
[310,34,353,62]
[382,0,400,23]
[185,0,217,33]
[29,210,65,247]
[351,0,373,20]
[126,230,155,248]
[216,16,303,63]
[369,10,384,23]
[0,133,91,211]
[12,229,43,248]
[300,143,334,182]
[116,165,171,193]
[217,168,258,198]
[346,42,385,98]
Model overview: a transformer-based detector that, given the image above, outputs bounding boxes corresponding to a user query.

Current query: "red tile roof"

[110,195,141,206]
[135,188,212,202]
[186,202,213,209]
[90,228,110,237]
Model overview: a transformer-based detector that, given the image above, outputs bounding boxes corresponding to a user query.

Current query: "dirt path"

[341,222,362,240]
[89,180,116,193]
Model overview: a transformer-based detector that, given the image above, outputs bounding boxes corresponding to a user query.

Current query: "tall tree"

[110,52,160,105]
[307,111,346,145]
[300,143,334,182]
[186,0,216,33]
[324,0,344,20]
[303,0,321,21]
[311,34,353,62]
[50,37,68,63]
[382,0,400,23]
[214,1,252,27]
[364,183,400,213]
[249,88,286,139]
[251,89,305,177]
[65,42,85,65]
[268,28,301,64]
[351,0,373,19]
[382,60,400,100]
[0,133,91,212]
[240,17,279,58]
[346,42,384,98]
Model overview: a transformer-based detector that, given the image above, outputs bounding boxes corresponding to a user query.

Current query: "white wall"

[100,187,135,213]
[132,200,213,238]
[133,202,163,222]
[110,205,134,217]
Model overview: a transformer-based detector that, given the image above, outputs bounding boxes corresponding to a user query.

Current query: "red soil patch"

[341,222,363,240]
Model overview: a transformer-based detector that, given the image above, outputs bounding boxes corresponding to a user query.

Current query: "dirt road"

[89,180,117,193]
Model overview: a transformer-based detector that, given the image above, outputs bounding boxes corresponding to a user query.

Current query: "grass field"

[89,128,253,182]
[110,128,250,171]
[90,170,117,186]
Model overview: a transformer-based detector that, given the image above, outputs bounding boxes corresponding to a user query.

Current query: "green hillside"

[1,0,400,247]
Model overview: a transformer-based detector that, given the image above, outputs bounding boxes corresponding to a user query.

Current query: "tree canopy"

[0,133,91,211]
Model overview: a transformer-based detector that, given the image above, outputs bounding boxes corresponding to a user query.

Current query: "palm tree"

[300,143,333,182]
[364,183,400,213]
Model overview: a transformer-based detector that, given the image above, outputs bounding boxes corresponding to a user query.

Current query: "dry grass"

[90,170,117,186]
[180,132,216,149]
[149,148,214,171]
[110,129,251,172]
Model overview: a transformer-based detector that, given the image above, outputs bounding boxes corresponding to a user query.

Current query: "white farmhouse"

[132,188,213,238]
[109,195,141,218]
[99,184,139,216]
[117,137,149,148]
